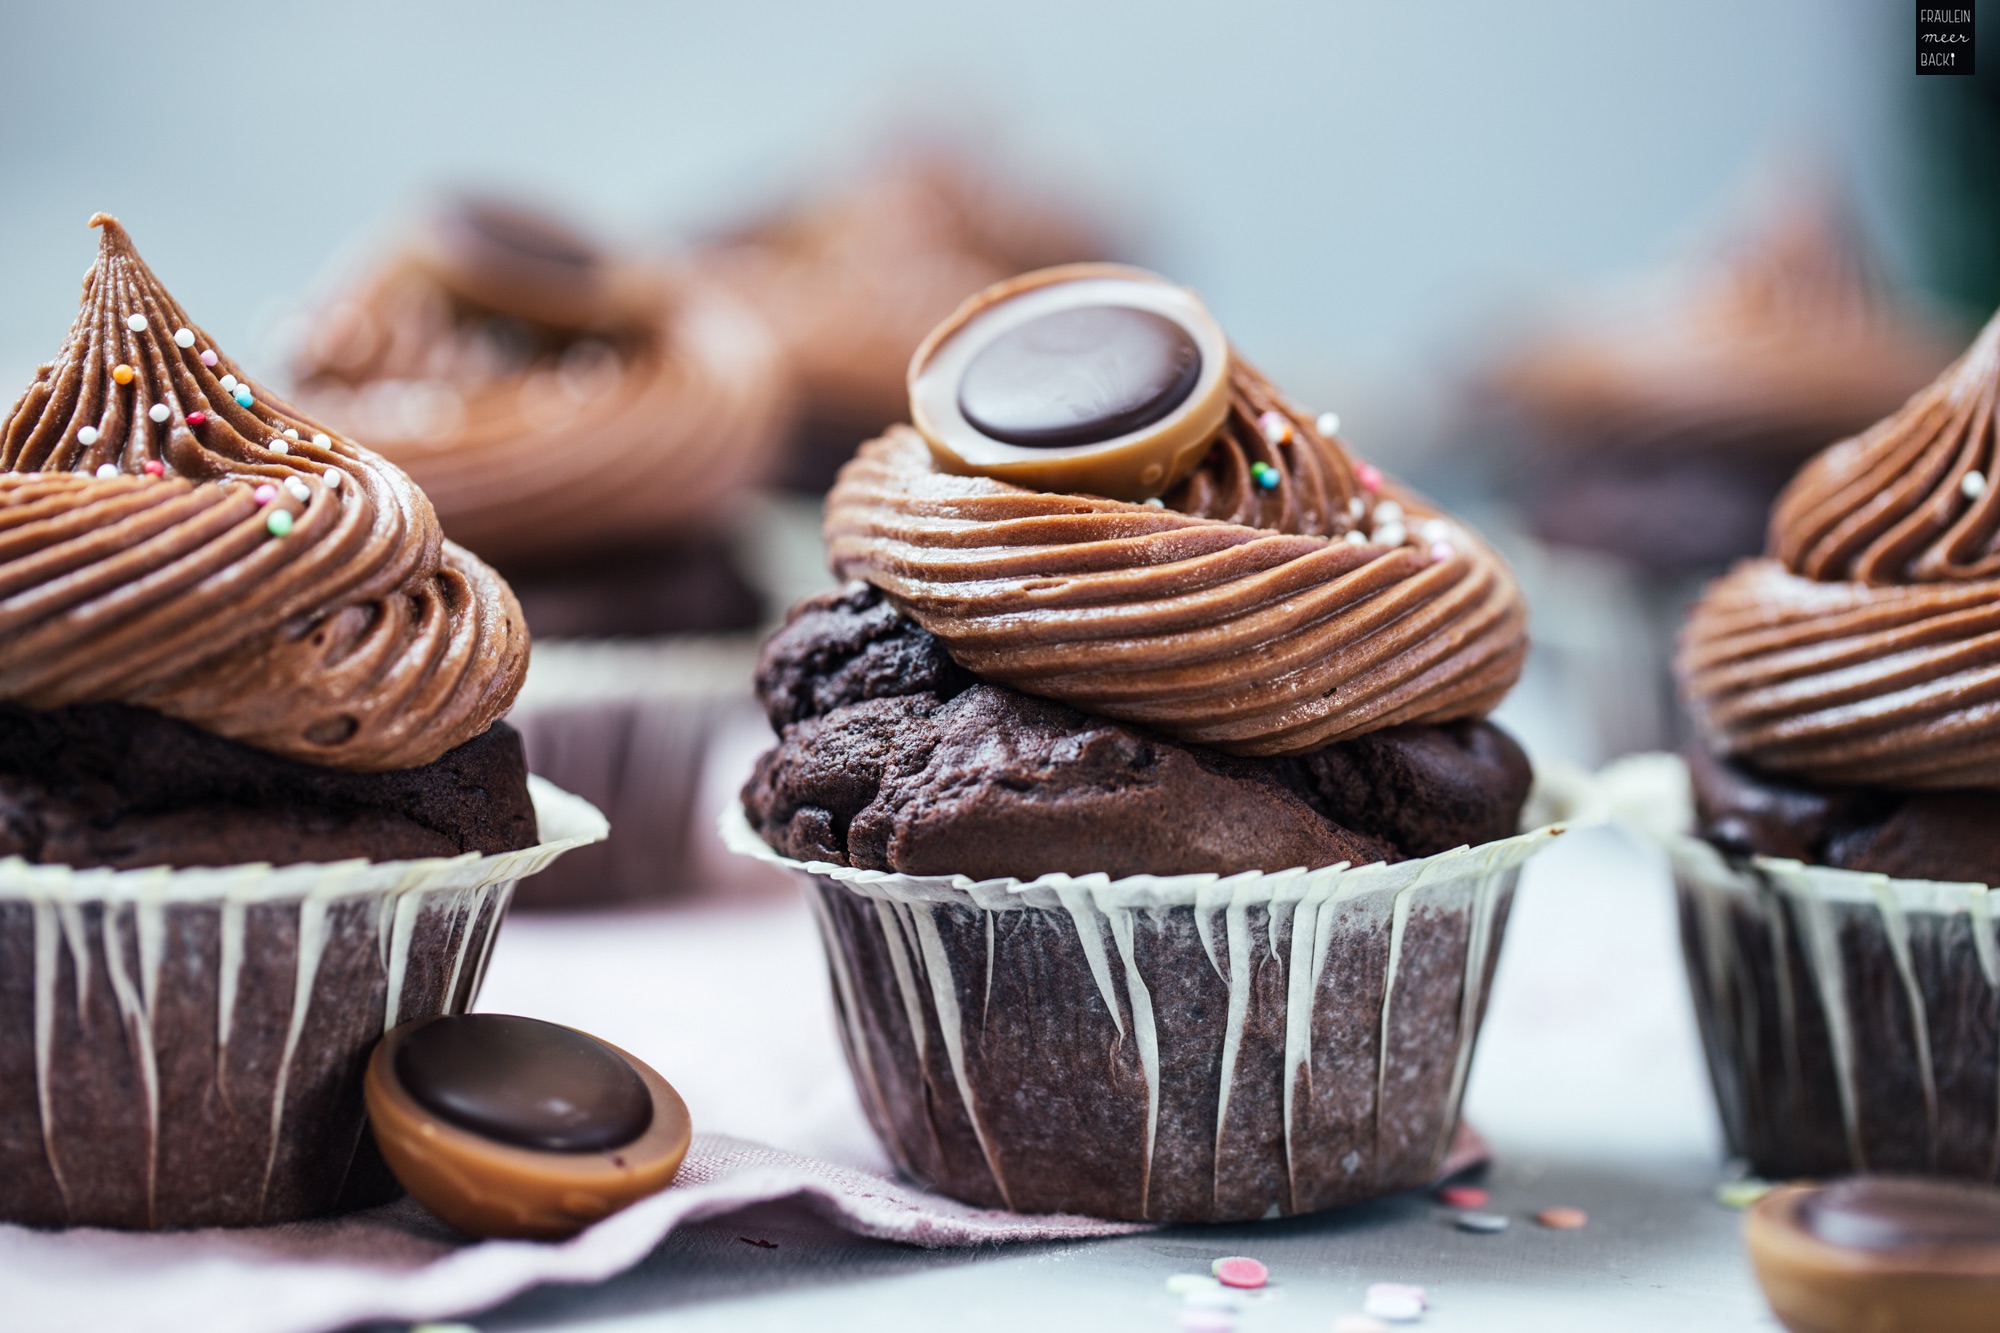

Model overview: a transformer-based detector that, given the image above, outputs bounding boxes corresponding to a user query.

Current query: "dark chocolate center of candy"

[395,1014,652,1153]
[958,305,1201,448]
[1799,1177,2000,1252]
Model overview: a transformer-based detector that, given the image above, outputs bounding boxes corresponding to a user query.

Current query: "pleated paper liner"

[723,788,1572,1222]
[0,776,607,1229]
[1600,752,2000,1183]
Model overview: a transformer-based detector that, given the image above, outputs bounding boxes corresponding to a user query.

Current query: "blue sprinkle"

[1252,462,1280,490]
[233,387,255,408]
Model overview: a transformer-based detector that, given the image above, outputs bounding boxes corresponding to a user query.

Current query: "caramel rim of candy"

[365,1016,692,1195]
[1745,1183,2000,1281]
[907,262,1232,502]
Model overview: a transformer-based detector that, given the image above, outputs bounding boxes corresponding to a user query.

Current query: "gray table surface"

[431,820,1780,1333]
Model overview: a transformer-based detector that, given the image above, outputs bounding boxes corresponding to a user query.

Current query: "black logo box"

[1917,3,1976,75]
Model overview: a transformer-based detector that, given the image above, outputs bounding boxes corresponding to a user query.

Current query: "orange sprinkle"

[1537,1207,1588,1230]
[111,364,135,385]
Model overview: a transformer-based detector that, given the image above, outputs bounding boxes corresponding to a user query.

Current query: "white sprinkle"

[1144,497,1165,508]
[1364,1283,1427,1322]
[1372,500,1404,527]
[285,477,312,502]
[283,428,299,439]
[1963,470,1987,500]
[1180,1284,1242,1312]
[77,426,100,446]
[1419,518,1452,543]
[1165,1274,1222,1297]
[173,327,195,348]
[311,432,331,448]
[1347,495,1367,520]
[1344,529,1369,545]
[1317,411,1341,437]
[322,469,344,489]
[269,439,289,455]
[1333,1317,1391,1333]
[1374,521,1407,547]
[94,462,119,479]
[147,403,169,423]
[220,374,238,392]
[127,313,148,332]
[1455,1210,1509,1233]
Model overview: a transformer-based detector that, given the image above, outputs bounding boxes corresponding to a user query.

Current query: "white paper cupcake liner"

[0,776,606,1230]
[723,797,1567,1222]
[1600,752,2000,1181]
[505,635,780,908]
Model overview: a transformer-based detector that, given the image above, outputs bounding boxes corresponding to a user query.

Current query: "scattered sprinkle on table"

[1333,1317,1390,1333]
[409,1325,480,1333]
[1437,1185,1488,1209]
[1166,1274,1220,1296]
[1363,1281,1427,1321]
[1211,1255,1267,1288]
[1454,1211,1508,1234]
[1537,1206,1588,1230]
[1176,1310,1234,1333]
[1717,1179,1774,1210]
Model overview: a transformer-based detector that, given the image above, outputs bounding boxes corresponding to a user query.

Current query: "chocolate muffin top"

[290,196,790,571]
[0,215,526,772]
[1680,306,2000,790]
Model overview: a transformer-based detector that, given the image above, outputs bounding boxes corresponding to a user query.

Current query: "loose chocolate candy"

[394,1013,652,1152]
[1745,1178,2000,1333]
[366,1014,691,1240]
[957,305,1201,448]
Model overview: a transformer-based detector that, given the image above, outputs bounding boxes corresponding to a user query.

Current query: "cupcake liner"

[1601,753,2000,1182]
[505,636,781,908]
[0,776,607,1230]
[722,800,1566,1222]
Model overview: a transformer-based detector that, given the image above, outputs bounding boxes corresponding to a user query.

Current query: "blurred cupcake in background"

[293,196,794,908]
[705,149,1112,491]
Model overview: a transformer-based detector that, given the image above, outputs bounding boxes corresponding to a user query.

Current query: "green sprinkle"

[1716,1179,1773,1210]
[266,509,294,537]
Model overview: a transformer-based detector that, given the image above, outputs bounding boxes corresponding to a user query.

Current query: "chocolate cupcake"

[726,266,1562,1222]
[707,152,1107,491]
[0,216,605,1229]
[1642,305,2000,1182]
[292,197,790,907]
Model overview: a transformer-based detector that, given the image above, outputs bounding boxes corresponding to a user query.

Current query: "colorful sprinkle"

[143,459,164,477]
[127,313,148,332]
[269,439,289,455]
[284,477,312,503]
[220,374,238,391]
[77,426,100,446]
[1316,410,1341,437]
[1176,1310,1234,1333]
[253,483,278,506]
[323,469,344,489]
[1536,1206,1588,1230]
[186,410,207,426]
[1211,1256,1267,1288]
[1257,410,1292,445]
[112,364,135,386]
[1430,541,1454,563]
[1333,1318,1391,1333]
[147,403,169,423]
[1454,1211,1508,1234]
[1437,1184,1488,1209]
[1964,470,1988,500]
[199,349,219,367]
[174,327,195,348]
[1717,1179,1774,1210]
[311,432,331,448]
[94,463,120,479]
[265,509,294,537]
[1363,1282,1427,1321]
[233,387,255,408]
[1250,461,1280,490]
[1357,462,1383,492]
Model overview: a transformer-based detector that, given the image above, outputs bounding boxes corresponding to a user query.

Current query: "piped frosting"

[0,215,526,772]
[1680,311,2000,788]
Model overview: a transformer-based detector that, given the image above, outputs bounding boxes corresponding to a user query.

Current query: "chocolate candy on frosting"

[366,1014,690,1240]
[1746,1177,2000,1333]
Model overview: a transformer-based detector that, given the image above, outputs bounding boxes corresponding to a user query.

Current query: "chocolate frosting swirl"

[292,197,788,570]
[825,361,1526,756]
[0,216,526,772]
[1680,311,2000,788]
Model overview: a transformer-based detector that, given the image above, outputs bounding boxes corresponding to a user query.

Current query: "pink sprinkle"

[143,460,164,478]
[1212,1256,1267,1289]
[1257,409,1292,445]
[253,483,278,506]
[1357,463,1383,492]
[1430,541,1454,563]
[1438,1184,1488,1209]
[199,349,219,367]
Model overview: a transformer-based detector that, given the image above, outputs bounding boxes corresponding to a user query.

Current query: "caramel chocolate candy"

[411,195,656,332]
[909,263,1231,501]
[1746,1177,2000,1333]
[365,1014,691,1240]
